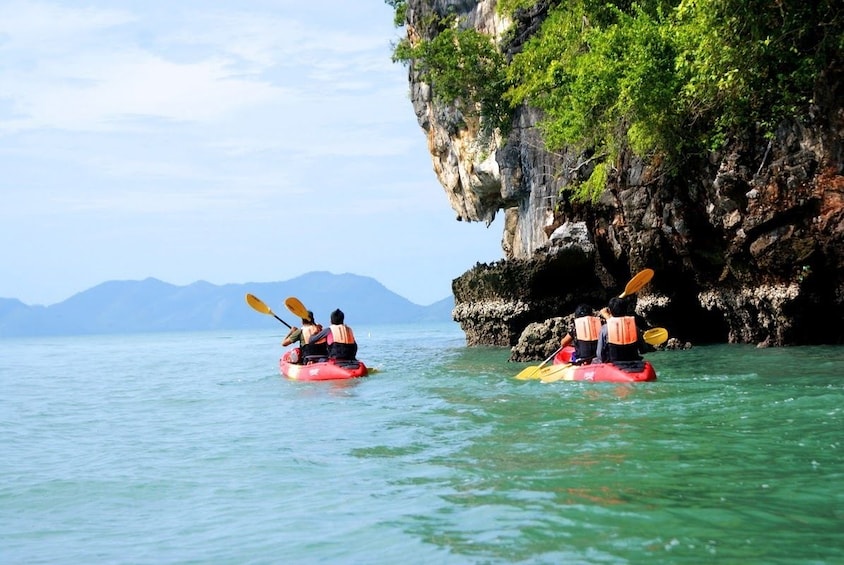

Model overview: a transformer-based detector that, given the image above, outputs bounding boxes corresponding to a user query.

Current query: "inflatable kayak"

[539,346,656,383]
[279,348,368,381]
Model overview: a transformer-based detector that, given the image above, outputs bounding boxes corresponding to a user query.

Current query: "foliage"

[496,0,542,17]
[388,0,842,201]
[384,0,407,27]
[570,161,610,203]
[672,0,841,147]
[509,3,681,153]
[392,16,510,134]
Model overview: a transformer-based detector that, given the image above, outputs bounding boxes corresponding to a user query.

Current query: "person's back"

[598,298,644,363]
[282,311,327,363]
[324,309,358,361]
[571,304,601,364]
[299,312,328,360]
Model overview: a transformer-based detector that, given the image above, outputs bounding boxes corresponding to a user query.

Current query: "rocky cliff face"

[402,0,844,348]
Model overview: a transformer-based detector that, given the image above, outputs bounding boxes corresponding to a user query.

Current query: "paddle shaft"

[269,312,292,329]
[526,347,561,379]
[245,293,293,329]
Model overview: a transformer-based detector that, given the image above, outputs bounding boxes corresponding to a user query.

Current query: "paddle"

[539,363,571,383]
[284,296,310,320]
[643,327,668,346]
[245,293,292,328]
[514,347,562,380]
[619,268,654,298]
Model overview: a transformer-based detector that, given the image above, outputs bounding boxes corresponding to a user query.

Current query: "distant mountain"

[0,272,455,337]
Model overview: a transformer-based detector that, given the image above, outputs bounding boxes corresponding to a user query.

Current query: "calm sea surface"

[1,323,842,564]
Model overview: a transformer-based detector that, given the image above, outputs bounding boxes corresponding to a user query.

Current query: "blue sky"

[0,1,503,306]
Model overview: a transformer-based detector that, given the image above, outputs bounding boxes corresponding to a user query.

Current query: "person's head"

[574,303,592,318]
[608,297,627,317]
[330,308,345,325]
[302,310,315,325]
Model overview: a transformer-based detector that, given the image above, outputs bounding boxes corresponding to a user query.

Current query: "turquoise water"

[1,324,842,564]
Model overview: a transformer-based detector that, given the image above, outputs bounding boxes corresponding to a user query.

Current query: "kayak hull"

[547,346,657,382]
[279,348,368,381]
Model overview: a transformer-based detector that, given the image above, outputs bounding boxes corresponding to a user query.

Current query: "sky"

[0,0,504,307]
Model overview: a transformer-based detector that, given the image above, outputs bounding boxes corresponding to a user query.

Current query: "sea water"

[1,324,842,564]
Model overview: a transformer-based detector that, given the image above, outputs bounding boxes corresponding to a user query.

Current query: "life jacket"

[301,323,327,359]
[573,315,601,361]
[327,324,357,360]
[606,316,641,362]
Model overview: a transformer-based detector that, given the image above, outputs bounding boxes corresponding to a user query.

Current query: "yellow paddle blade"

[619,268,654,298]
[514,365,541,380]
[644,327,669,346]
[538,364,571,383]
[513,346,563,380]
[246,293,272,315]
[285,296,310,320]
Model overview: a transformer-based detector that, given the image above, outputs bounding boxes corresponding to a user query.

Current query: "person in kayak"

[596,297,648,363]
[559,303,602,365]
[308,308,358,361]
[282,310,328,363]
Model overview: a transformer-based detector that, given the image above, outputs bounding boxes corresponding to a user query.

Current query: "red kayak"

[540,346,656,382]
[279,348,368,381]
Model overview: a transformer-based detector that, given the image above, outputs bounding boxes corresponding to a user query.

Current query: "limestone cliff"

[400,0,844,347]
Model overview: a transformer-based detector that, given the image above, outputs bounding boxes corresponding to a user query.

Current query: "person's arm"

[281,327,300,346]
[309,327,329,344]
[560,333,573,348]
[596,326,608,363]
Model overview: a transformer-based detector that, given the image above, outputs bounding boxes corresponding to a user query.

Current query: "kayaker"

[308,308,358,361]
[596,297,648,363]
[282,310,328,363]
[559,303,602,365]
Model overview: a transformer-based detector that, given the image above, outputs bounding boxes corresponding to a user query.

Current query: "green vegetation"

[387,0,842,201]
[392,15,509,135]
[384,0,407,27]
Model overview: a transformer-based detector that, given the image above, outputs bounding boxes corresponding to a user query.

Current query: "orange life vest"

[300,323,327,360]
[607,316,638,345]
[301,324,325,345]
[573,315,601,362]
[574,316,602,341]
[328,324,355,345]
[327,324,357,360]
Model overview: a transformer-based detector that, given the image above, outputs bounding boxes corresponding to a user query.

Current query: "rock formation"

[400,0,843,349]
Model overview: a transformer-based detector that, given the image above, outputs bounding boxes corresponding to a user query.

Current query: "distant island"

[0,272,454,337]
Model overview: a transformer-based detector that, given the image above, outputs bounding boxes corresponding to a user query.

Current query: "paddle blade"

[538,364,571,383]
[644,327,668,346]
[246,293,272,315]
[619,268,654,298]
[514,365,541,380]
[285,296,310,320]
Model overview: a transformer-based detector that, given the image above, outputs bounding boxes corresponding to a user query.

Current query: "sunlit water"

[2,324,842,564]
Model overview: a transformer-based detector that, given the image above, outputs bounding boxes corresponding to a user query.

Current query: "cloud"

[4,53,291,132]
[0,1,134,51]
[0,2,399,134]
